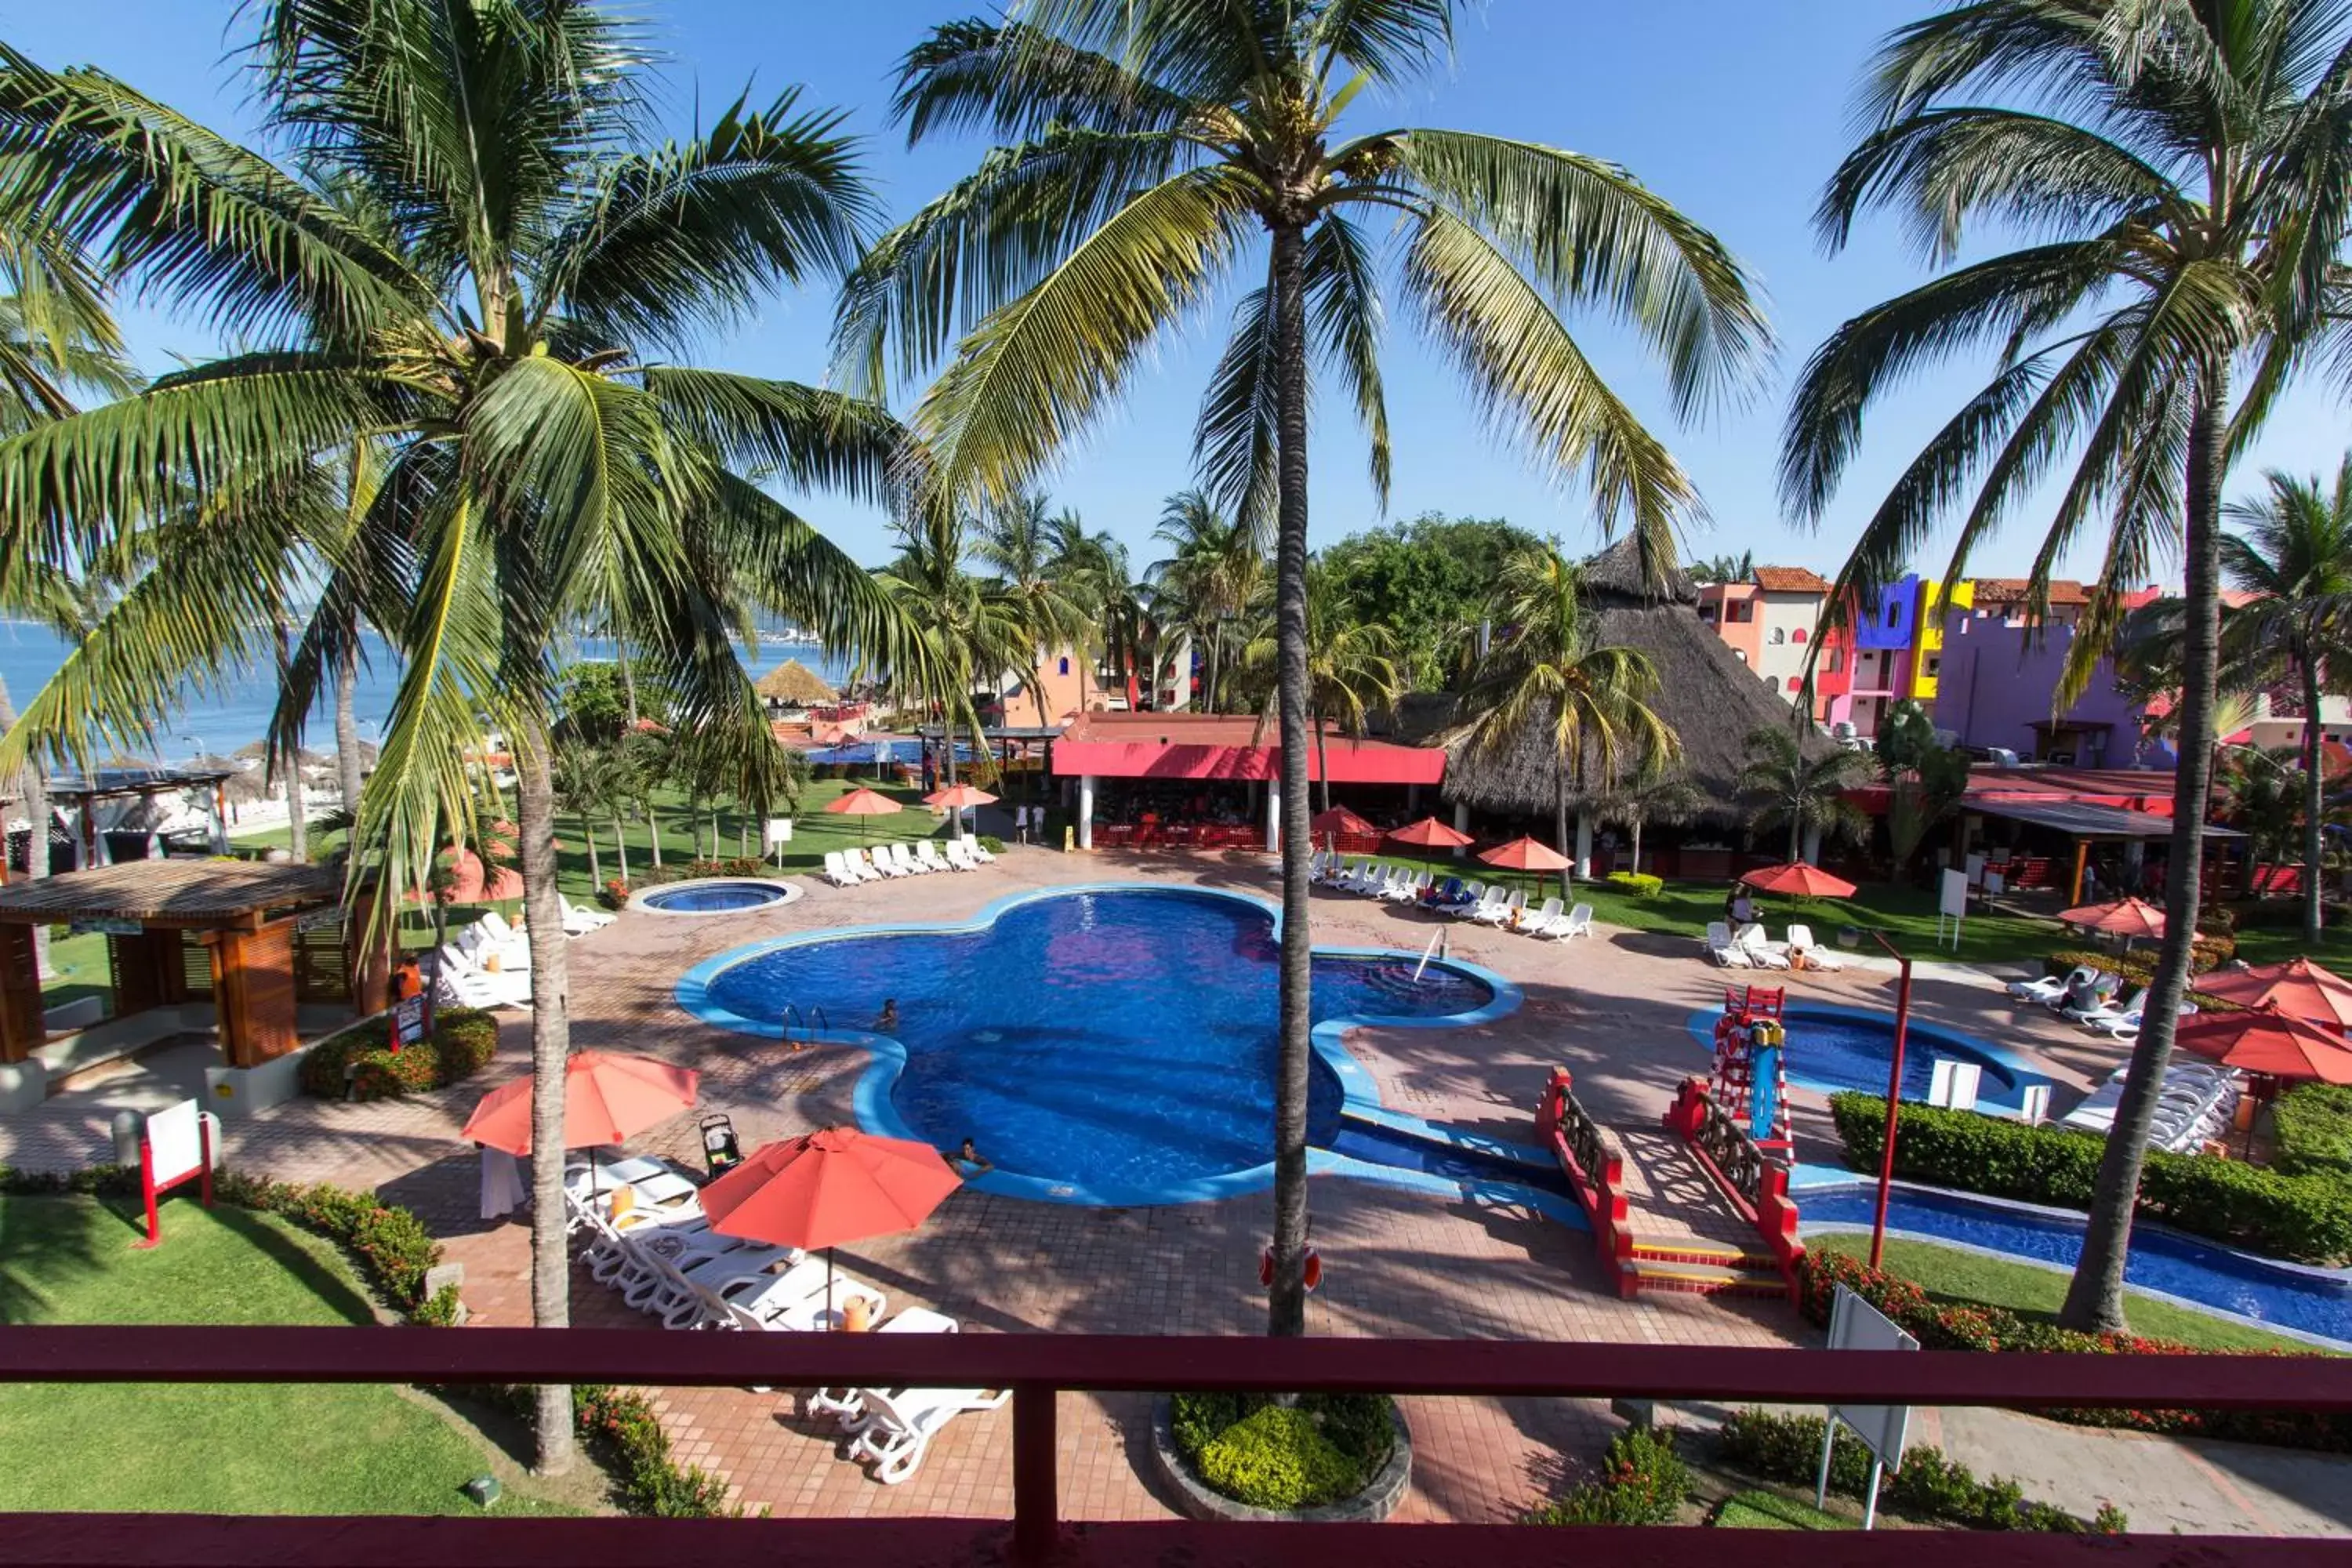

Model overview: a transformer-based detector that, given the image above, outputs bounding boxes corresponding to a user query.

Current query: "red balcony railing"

[3,1326,2348,1566]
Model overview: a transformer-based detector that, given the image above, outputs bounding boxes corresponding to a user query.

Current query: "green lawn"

[2227,921,2352,969]
[0,1194,581,1515]
[1712,1489,1850,1530]
[1809,1233,2328,1354]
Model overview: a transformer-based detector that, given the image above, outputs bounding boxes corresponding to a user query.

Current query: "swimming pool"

[633,879,798,916]
[1686,1003,2050,1115]
[1799,1180,2352,1347]
[679,885,1519,1205]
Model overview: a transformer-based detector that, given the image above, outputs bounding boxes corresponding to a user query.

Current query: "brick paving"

[0,846,2141,1523]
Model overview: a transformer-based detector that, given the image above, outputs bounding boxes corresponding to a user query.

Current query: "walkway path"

[1,845,2344,1534]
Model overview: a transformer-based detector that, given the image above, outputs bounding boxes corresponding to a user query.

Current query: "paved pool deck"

[1,844,2344,1534]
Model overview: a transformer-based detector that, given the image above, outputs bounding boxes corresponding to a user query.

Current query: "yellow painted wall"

[1908,579,1973,699]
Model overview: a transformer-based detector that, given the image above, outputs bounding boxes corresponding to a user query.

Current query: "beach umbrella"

[701,1126,963,1330]
[1479,834,1573,900]
[1741,862,1858,899]
[461,1051,700,1196]
[925,781,997,836]
[2194,957,2352,1032]
[2174,1007,2352,1083]
[825,785,902,843]
[1386,815,1475,849]
[1308,805,1376,848]
[2056,896,2167,945]
[407,847,524,906]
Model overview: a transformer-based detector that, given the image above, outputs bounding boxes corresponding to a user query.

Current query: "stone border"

[627,877,803,916]
[1149,1393,1411,1524]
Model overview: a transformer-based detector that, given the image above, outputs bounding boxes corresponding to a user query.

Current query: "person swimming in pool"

[949,1137,993,1178]
[876,999,899,1033]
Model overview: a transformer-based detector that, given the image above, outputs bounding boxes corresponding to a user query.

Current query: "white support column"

[1265,784,1281,855]
[1801,823,1823,866]
[1451,801,1471,860]
[1077,775,1097,851]
[1574,813,1595,880]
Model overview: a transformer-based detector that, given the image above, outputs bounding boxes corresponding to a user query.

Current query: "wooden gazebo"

[0,860,347,1067]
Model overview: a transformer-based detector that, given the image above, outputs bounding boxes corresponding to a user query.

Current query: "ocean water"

[701,887,1496,1197]
[0,619,851,760]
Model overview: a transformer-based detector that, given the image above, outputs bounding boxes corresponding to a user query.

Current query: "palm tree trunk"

[0,678,49,975]
[584,821,601,888]
[619,641,638,729]
[646,804,662,870]
[1788,808,1802,866]
[1555,771,1571,865]
[277,620,307,864]
[1631,815,1643,877]
[1315,706,1332,815]
[514,728,575,1473]
[334,622,364,820]
[2302,644,2325,942]
[2061,365,2228,1334]
[612,811,630,886]
[1268,218,1314,1340]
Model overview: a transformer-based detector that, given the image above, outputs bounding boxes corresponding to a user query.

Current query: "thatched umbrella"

[1414,538,1841,832]
[757,659,838,708]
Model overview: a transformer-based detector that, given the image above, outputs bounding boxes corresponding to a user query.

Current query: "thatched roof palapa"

[1411,538,1840,824]
[757,658,838,706]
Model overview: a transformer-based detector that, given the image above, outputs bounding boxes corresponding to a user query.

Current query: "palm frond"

[641,368,908,508]
[891,19,1199,143]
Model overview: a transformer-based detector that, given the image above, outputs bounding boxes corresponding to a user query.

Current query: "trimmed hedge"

[1525,1425,1686,1525]
[299,1007,500,1102]
[1827,1093,2352,1265]
[1798,1250,2350,1452]
[1169,1392,1392,1511]
[1718,1406,2125,1532]
[2274,1083,2352,1182]
[1604,870,1664,898]
[2042,935,2234,987]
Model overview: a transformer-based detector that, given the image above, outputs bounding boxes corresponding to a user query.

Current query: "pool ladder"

[780,1003,829,1046]
[1411,927,1450,985]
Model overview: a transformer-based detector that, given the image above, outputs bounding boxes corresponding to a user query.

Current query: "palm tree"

[1780,0,2352,1335]
[552,739,630,890]
[878,510,1026,785]
[1739,725,1872,865]
[1240,565,1400,815]
[1043,508,1133,713]
[1451,546,1679,865]
[839,2,1765,1337]
[0,12,923,1469]
[1595,771,1704,878]
[975,488,1090,727]
[2222,459,2352,942]
[1149,489,1263,713]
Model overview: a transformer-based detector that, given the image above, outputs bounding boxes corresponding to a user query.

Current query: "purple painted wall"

[1931,613,2176,768]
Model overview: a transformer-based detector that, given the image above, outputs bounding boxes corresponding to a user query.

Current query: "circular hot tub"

[630,878,801,916]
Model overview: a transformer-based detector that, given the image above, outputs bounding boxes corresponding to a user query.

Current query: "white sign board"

[1938,869,1969,920]
[1828,1283,1916,1466]
[1964,851,1987,887]
[1928,1058,1983,1112]
[145,1098,207,1185]
[764,817,793,847]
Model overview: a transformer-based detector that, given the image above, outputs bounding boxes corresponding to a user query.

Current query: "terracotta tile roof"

[1751,565,1831,593]
[1971,577,2089,606]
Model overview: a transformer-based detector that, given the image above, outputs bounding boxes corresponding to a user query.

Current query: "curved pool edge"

[673,880,1526,1208]
[1683,1000,2048,1112]
[1794,1171,2352,1351]
[630,876,802,916]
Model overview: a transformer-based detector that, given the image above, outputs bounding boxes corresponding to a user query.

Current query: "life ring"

[1259,1243,1323,1294]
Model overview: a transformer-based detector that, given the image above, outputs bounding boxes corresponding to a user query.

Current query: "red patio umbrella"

[2194,957,2352,1031]
[2056,896,2167,944]
[461,1051,700,1197]
[924,782,996,834]
[702,1126,964,1329]
[1741,862,1858,899]
[1479,834,1573,901]
[1308,804,1376,844]
[407,847,524,906]
[1387,815,1475,849]
[2173,1007,2352,1083]
[825,784,902,842]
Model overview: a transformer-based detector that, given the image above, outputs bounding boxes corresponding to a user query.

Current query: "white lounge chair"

[1521,895,1565,935]
[1543,902,1595,941]
[943,839,981,870]
[2065,984,2142,1027]
[863,845,906,878]
[1476,887,1527,927]
[961,833,996,863]
[1785,923,1844,970]
[1436,879,1483,916]
[885,842,921,875]
[822,850,858,887]
[1736,923,1791,969]
[1704,921,1753,967]
[560,893,617,934]
[916,840,955,873]
[1385,869,1431,904]
[808,1307,961,1424]
[847,1384,1011,1486]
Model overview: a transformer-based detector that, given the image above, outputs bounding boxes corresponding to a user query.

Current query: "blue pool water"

[697,888,1498,1200]
[641,880,791,913]
[1690,1005,2049,1113]
[1803,1184,2352,1345]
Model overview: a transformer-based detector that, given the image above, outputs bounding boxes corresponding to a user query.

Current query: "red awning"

[1051,713,1443,786]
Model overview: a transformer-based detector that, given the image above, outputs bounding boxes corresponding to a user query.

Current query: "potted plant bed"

[1150,1392,1411,1523]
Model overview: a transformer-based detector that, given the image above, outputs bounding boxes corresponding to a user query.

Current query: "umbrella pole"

[826,1247,837,1332]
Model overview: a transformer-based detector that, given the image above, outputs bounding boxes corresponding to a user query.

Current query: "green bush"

[2274,1083,2352,1181]
[978,834,1006,855]
[1526,1425,1687,1525]
[1827,1094,2352,1265]
[578,1385,737,1516]
[300,1007,500,1102]
[1604,870,1664,898]
[2042,938,2232,985]
[1718,1410,2120,1533]
[1168,1392,1392,1512]
[681,857,771,879]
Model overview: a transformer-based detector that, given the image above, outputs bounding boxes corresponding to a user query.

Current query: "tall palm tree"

[1780,0,2352,1334]
[1148,489,1263,713]
[838,2,1765,1337]
[1738,725,1873,864]
[879,510,1026,784]
[975,488,1090,726]
[1595,770,1704,878]
[0,10,923,1468]
[1451,546,1679,863]
[2222,459,2352,941]
[1240,564,1400,814]
[1042,507,1131,713]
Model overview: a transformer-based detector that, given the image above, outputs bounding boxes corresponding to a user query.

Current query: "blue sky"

[5,1,2347,581]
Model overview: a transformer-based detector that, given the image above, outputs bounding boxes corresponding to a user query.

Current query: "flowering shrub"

[681,857,770,879]
[300,1007,501,1102]
[599,877,632,909]
[1525,1425,1686,1525]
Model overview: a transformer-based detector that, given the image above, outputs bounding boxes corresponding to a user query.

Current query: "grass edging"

[0,1163,734,1518]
